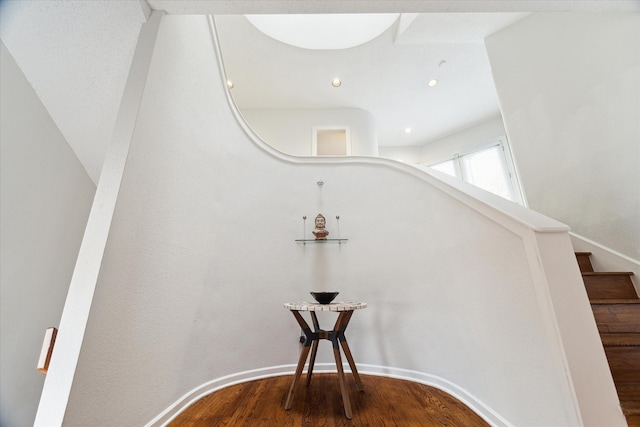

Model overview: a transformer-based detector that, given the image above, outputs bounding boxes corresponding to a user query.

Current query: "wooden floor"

[169,374,489,426]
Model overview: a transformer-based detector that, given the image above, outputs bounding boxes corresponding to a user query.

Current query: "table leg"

[285,311,313,410]
[310,311,320,331]
[340,340,364,392]
[306,340,319,386]
[332,340,353,419]
[334,311,364,392]
[285,344,310,410]
[306,312,321,386]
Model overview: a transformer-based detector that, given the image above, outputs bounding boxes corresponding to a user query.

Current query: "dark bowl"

[310,292,339,304]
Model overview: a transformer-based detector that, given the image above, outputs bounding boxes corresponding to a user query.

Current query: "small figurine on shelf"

[312,213,329,240]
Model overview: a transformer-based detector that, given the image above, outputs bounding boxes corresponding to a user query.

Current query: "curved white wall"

[48,15,622,427]
[240,107,378,156]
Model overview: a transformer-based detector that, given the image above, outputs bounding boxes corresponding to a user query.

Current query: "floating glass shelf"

[295,238,348,244]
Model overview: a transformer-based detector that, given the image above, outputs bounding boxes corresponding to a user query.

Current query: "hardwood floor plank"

[169,374,489,426]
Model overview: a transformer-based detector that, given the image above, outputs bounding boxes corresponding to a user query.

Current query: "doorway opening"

[312,126,351,156]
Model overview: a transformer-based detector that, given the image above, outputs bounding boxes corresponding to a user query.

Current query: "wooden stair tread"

[582,271,635,276]
[591,299,640,304]
[622,403,640,416]
[583,272,638,299]
[592,302,640,333]
[578,251,640,426]
[617,384,640,405]
[600,333,640,347]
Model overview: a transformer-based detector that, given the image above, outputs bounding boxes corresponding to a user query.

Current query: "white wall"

[420,116,507,164]
[377,144,422,163]
[240,108,378,156]
[0,42,95,427]
[485,12,640,261]
[378,116,507,165]
[51,16,621,426]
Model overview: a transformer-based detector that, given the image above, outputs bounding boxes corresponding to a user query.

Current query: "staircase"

[576,252,640,426]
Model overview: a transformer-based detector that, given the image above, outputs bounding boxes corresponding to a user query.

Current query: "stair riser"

[583,275,637,300]
[604,347,640,384]
[576,254,594,273]
[592,304,640,333]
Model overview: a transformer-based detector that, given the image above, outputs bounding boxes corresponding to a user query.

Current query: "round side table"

[283,301,367,419]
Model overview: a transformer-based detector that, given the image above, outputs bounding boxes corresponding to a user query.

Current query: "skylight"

[245,14,399,50]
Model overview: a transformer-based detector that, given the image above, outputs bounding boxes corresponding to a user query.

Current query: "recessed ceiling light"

[331,78,342,87]
[427,79,438,87]
[404,127,412,134]
[226,80,234,89]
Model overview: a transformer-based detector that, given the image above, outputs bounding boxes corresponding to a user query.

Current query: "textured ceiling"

[0,0,148,183]
[2,0,638,183]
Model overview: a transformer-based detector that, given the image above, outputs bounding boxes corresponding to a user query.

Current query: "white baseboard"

[145,364,512,427]
[570,232,640,294]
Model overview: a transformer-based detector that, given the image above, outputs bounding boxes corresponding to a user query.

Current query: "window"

[427,139,525,205]
[312,126,351,156]
[429,159,456,177]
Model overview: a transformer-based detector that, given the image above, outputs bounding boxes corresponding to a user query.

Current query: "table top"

[284,301,367,312]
